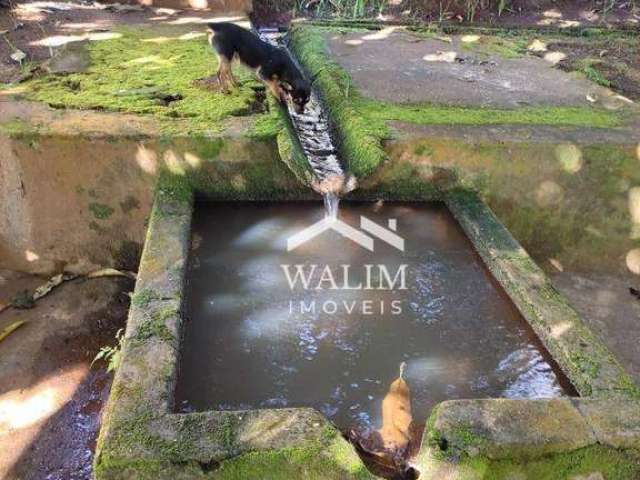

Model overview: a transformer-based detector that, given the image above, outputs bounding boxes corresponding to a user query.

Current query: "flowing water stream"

[257,28,351,218]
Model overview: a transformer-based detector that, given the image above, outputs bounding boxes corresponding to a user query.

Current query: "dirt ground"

[251,0,640,27]
[553,37,640,102]
[0,270,133,480]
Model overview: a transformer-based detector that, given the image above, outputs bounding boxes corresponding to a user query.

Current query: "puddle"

[175,202,573,473]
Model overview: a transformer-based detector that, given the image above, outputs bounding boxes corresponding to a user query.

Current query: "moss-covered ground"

[484,446,640,480]
[0,27,281,138]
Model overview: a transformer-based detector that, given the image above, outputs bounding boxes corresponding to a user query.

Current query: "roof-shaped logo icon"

[287,216,404,252]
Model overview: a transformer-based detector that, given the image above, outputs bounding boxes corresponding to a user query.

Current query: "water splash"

[324,192,340,219]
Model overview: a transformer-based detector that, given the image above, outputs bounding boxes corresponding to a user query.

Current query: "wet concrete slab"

[326,29,620,108]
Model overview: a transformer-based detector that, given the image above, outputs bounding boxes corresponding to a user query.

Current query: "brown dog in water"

[378,361,413,453]
[207,22,311,113]
[349,362,414,473]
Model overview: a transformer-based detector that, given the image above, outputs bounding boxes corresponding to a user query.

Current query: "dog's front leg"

[217,56,233,93]
[265,79,287,103]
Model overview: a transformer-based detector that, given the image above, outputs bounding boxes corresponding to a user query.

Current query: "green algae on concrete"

[419,445,640,480]
[96,180,640,479]
[358,99,624,129]
[417,398,640,480]
[445,190,640,398]
[210,436,374,480]
[271,97,317,188]
[288,25,389,179]
[154,144,314,202]
[0,123,316,274]
[381,138,640,274]
[89,202,115,220]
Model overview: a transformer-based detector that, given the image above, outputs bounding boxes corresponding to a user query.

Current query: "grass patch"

[3,27,269,136]
[577,58,612,87]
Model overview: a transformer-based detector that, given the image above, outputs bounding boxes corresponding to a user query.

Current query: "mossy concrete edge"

[416,398,640,480]
[93,187,371,480]
[445,189,640,398]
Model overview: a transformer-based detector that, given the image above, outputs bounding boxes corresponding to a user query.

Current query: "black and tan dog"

[207,22,310,113]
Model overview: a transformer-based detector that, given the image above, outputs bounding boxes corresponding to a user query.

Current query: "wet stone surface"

[175,202,571,433]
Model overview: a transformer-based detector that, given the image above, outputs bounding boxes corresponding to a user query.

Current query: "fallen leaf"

[549,258,564,272]
[460,34,480,43]
[87,268,136,280]
[527,39,547,52]
[0,320,26,343]
[10,49,26,64]
[423,51,458,63]
[543,51,566,64]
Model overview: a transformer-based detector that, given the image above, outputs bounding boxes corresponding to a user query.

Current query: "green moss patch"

[211,433,373,480]
[89,202,115,220]
[4,28,269,136]
[359,99,622,128]
[134,306,177,343]
[289,25,388,179]
[484,446,640,480]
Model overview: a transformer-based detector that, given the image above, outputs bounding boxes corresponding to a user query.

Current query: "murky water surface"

[175,202,571,431]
